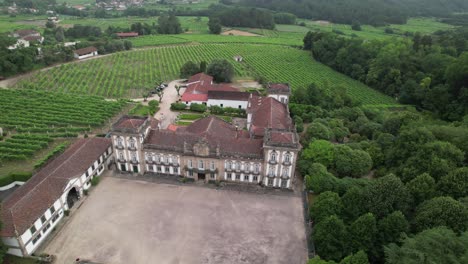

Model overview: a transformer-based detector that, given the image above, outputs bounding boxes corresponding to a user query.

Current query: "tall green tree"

[333,145,372,178]
[310,191,343,222]
[414,196,468,233]
[206,59,234,82]
[157,14,182,34]
[180,61,200,78]
[365,174,412,218]
[340,250,369,264]
[313,215,349,262]
[385,227,468,264]
[377,211,409,247]
[302,140,335,168]
[208,17,222,34]
[406,173,436,206]
[438,167,468,199]
[349,213,377,253]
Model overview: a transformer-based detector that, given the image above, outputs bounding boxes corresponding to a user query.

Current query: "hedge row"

[34,143,69,169]
[0,172,33,187]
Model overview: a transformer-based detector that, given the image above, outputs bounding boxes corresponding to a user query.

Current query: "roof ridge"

[9,139,89,210]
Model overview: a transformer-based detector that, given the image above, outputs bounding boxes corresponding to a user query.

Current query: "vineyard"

[130,33,303,47]
[16,43,395,105]
[0,89,125,163]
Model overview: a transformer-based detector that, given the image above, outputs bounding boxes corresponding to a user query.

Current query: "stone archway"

[66,187,79,209]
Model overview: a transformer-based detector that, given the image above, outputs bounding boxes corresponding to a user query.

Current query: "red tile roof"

[74,46,98,56]
[182,73,239,102]
[145,116,262,158]
[181,93,208,103]
[187,72,213,84]
[268,83,291,94]
[207,91,250,101]
[116,32,139,37]
[1,138,111,237]
[22,35,42,42]
[248,96,292,137]
[14,29,39,38]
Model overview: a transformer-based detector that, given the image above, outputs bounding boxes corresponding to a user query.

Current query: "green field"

[16,43,395,105]
[130,33,303,47]
[60,16,210,33]
[0,89,124,164]
[296,18,455,40]
[0,15,45,33]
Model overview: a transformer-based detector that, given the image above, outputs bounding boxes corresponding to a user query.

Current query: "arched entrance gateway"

[66,187,79,209]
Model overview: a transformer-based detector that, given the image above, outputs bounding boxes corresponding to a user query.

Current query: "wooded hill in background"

[234,0,468,26]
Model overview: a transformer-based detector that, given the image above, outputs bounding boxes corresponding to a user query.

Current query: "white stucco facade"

[207,99,248,109]
[2,146,112,257]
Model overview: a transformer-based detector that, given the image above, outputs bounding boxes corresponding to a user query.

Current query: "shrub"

[91,177,100,186]
[209,105,224,115]
[148,100,159,115]
[189,103,207,113]
[170,103,187,111]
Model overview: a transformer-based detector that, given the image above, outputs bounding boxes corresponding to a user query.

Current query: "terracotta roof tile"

[268,83,291,94]
[116,32,139,37]
[145,116,262,157]
[207,91,250,101]
[1,138,111,237]
[74,46,97,56]
[248,97,292,137]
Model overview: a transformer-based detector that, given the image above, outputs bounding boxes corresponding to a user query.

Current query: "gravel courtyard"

[44,177,307,264]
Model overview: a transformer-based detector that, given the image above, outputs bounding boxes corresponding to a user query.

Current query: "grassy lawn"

[129,103,151,116]
[175,120,193,126]
[179,113,204,120]
[0,15,46,33]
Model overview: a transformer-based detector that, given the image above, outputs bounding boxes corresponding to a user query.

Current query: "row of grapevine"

[0,89,125,162]
[15,43,396,104]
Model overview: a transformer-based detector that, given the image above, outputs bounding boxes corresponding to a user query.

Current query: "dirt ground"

[221,29,261,37]
[43,177,307,264]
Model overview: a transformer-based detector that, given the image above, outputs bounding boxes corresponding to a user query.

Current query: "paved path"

[152,80,185,129]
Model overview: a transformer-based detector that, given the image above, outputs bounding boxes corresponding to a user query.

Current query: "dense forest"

[208,5,275,29]
[236,0,468,25]
[303,27,468,121]
[290,82,468,263]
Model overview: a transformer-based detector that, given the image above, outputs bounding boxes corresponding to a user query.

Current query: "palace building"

[111,84,301,188]
[0,79,300,257]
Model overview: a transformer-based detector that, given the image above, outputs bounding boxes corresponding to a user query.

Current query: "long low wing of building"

[0,138,113,257]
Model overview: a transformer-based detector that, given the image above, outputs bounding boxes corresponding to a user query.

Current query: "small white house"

[206,90,250,109]
[234,55,243,62]
[74,46,98,60]
[7,39,29,50]
[267,83,291,104]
